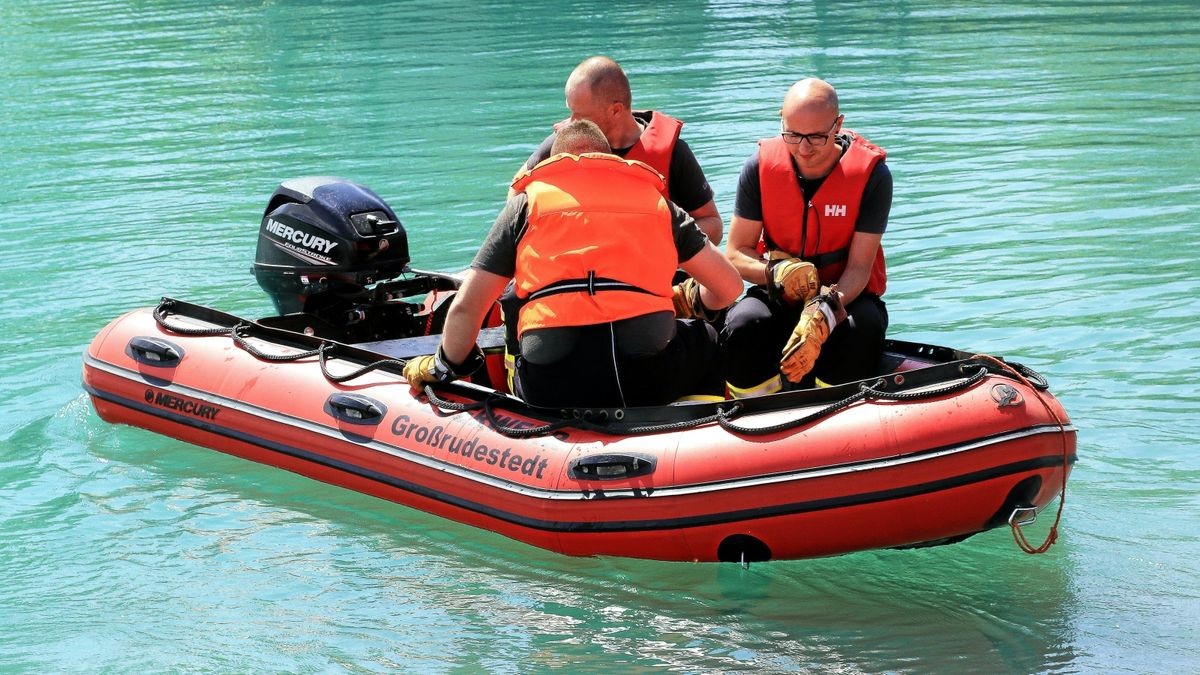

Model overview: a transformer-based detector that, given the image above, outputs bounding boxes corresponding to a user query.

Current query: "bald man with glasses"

[721,78,893,397]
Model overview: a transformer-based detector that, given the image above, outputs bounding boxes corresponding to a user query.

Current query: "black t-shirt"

[521,111,715,213]
[733,135,893,235]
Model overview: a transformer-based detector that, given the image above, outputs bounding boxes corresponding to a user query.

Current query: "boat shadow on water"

[80,412,1082,672]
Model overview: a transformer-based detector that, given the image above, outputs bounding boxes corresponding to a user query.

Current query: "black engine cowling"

[252,177,410,315]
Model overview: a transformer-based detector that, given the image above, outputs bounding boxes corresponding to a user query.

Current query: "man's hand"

[404,353,450,390]
[767,258,820,305]
[404,347,484,390]
[671,277,719,321]
[780,286,847,383]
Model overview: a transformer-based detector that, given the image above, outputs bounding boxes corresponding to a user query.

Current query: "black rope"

[422,364,996,439]
[422,386,485,413]
[714,366,991,437]
[425,386,752,439]
[157,298,414,379]
[154,298,1037,440]
[153,299,237,337]
[620,403,741,435]
[858,364,990,401]
[483,396,579,439]
[1007,361,1050,390]
[319,346,409,384]
[230,324,325,362]
[422,387,578,439]
[718,384,872,436]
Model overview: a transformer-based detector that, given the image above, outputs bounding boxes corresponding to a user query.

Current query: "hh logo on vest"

[825,204,847,217]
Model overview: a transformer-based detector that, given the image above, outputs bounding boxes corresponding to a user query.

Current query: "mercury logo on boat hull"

[145,389,221,420]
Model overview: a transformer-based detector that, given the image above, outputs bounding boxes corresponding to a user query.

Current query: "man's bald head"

[781,78,839,119]
[565,56,632,108]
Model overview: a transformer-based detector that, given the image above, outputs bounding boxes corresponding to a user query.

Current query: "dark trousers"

[720,287,888,389]
[514,319,722,408]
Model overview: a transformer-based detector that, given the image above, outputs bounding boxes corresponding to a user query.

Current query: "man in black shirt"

[722,78,894,395]
[512,55,724,244]
[408,121,742,408]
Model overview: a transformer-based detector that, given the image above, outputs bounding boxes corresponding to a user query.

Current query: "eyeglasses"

[780,115,842,146]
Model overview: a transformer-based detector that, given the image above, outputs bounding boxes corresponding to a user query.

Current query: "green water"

[3,1,1198,671]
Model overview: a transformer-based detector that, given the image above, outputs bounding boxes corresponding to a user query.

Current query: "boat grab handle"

[127,337,183,367]
[568,453,655,480]
[325,393,387,425]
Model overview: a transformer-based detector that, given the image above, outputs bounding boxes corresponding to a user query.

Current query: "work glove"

[404,346,484,390]
[780,286,847,383]
[766,257,820,305]
[671,277,719,322]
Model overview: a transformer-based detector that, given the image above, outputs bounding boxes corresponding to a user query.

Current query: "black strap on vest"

[765,245,850,270]
[804,247,850,268]
[526,275,658,301]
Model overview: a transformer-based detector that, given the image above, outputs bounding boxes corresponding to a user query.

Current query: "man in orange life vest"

[722,78,893,396]
[511,55,724,245]
[406,120,743,407]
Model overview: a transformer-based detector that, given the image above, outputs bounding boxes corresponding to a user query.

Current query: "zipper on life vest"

[811,200,822,257]
[800,200,813,259]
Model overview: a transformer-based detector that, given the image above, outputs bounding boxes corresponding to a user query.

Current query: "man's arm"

[679,241,743,311]
[725,214,769,285]
[688,200,724,245]
[723,154,769,283]
[833,232,881,306]
[834,162,891,304]
[667,139,723,244]
[439,268,511,365]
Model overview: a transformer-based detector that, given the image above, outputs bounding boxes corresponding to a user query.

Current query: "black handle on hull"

[569,453,656,480]
[127,337,183,367]
[325,393,386,425]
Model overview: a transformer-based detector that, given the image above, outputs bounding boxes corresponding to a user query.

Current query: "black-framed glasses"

[780,115,842,146]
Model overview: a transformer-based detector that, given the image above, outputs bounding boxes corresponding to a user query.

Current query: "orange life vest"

[509,153,677,337]
[623,111,683,198]
[758,132,888,296]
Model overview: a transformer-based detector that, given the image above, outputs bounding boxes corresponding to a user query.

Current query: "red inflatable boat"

[82,178,1077,562]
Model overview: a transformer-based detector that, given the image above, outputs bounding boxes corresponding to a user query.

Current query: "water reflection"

[78,414,1078,671]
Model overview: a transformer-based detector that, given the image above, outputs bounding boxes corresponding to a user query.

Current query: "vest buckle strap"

[804,248,850,268]
[766,247,849,269]
[527,277,657,301]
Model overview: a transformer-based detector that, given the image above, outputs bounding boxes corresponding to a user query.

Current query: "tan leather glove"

[767,258,820,305]
[671,277,719,321]
[404,353,449,390]
[780,287,847,383]
[404,346,484,390]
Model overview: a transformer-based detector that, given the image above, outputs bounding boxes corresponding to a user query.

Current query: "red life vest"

[757,132,888,296]
[509,153,677,337]
[623,111,683,198]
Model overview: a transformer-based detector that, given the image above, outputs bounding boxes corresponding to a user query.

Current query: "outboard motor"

[252,177,410,315]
